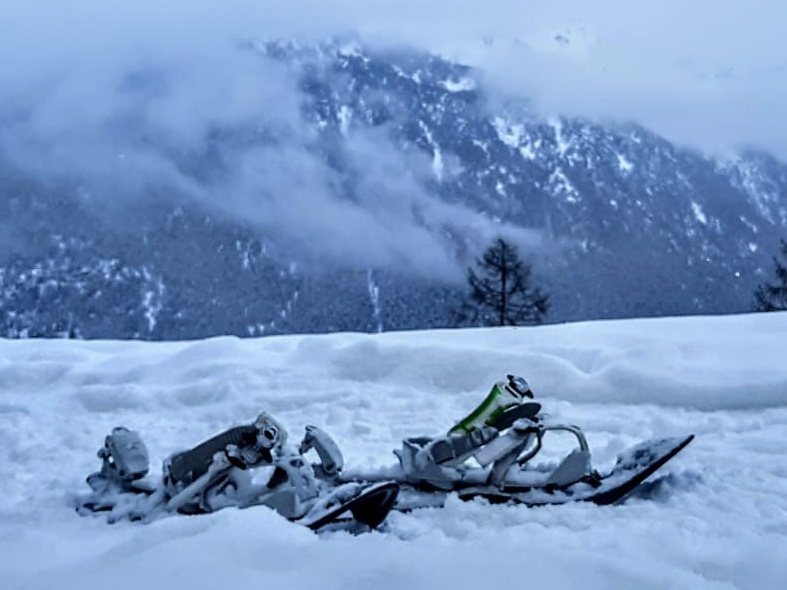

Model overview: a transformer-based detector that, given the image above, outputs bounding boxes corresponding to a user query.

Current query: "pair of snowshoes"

[77,375,693,530]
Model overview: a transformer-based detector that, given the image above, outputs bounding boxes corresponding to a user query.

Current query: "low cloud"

[1,1,550,280]
[216,128,543,279]
[2,1,784,278]
[464,1,787,158]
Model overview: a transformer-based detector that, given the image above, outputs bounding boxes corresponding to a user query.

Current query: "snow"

[549,117,570,157]
[439,78,476,93]
[725,158,784,225]
[418,120,443,181]
[616,153,634,173]
[519,144,537,160]
[366,270,382,333]
[337,105,352,137]
[140,268,164,333]
[492,116,525,148]
[692,201,708,225]
[2,312,787,590]
[549,168,579,203]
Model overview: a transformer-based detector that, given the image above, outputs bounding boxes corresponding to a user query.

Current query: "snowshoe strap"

[299,425,344,476]
[87,427,151,495]
[100,427,150,481]
[166,425,263,485]
[254,455,321,519]
[473,425,536,467]
[399,438,462,490]
[489,437,531,486]
[254,413,287,449]
[545,449,592,487]
[490,402,541,431]
[395,429,500,489]
[165,451,233,512]
[427,427,499,465]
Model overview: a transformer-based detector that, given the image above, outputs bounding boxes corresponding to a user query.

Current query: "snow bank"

[1,312,786,590]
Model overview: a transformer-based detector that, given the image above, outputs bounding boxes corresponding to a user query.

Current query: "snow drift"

[1,312,786,589]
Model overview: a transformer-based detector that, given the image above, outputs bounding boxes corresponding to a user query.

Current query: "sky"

[3,1,784,155]
[1,1,786,272]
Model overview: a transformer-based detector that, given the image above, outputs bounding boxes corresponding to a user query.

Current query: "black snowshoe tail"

[587,434,695,505]
[349,482,400,528]
[300,482,400,531]
[458,434,695,507]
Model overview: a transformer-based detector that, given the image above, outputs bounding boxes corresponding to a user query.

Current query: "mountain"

[1,39,786,339]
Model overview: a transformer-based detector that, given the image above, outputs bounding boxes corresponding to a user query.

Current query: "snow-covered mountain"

[1,313,786,589]
[2,40,787,339]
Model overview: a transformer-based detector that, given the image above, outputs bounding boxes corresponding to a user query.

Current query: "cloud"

[457,1,787,158]
[214,127,544,279]
[330,0,787,158]
[2,1,785,277]
[0,2,532,278]
[3,1,787,157]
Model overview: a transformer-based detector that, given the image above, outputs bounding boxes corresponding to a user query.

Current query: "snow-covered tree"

[457,238,549,326]
[754,239,787,312]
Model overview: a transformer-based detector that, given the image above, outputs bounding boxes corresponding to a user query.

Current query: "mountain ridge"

[1,39,786,339]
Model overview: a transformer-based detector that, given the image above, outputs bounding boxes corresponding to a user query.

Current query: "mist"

[2,1,785,277]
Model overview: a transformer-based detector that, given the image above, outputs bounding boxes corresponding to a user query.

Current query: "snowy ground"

[1,312,786,590]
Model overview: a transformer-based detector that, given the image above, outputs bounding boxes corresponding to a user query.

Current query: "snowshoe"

[340,375,694,511]
[77,415,398,531]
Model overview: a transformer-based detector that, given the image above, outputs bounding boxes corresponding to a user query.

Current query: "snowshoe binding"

[341,374,694,510]
[78,414,398,531]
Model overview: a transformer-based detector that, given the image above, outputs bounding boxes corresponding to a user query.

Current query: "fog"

[1,1,784,275]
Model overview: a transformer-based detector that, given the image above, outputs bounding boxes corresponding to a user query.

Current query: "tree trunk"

[500,251,507,326]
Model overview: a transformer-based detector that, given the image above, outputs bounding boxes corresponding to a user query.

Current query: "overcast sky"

[4,1,785,156]
[1,1,785,273]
